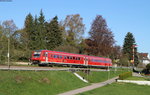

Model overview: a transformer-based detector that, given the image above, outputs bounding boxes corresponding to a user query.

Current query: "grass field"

[77,69,128,83]
[78,83,150,95]
[0,70,88,95]
[126,76,150,81]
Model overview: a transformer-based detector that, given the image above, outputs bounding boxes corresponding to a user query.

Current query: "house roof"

[139,53,149,60]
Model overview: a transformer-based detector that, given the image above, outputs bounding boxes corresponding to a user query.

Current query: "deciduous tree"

[63,14,85,46]
[86,15,115,57]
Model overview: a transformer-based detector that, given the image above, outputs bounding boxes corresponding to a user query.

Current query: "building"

[139,53,150,65]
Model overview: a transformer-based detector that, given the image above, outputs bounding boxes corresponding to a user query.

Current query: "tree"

[36,10,47,49]
[2,20,17,37]
[0,24,7,63]
[46,16,63,50]
[63,14,85,46]
[123,32,135,58]
[119,55,130,67]
[110,45,122,62]
[86,15,115,57]
[54,45,79,54]
[24,13,34,50]
[122,32,139,66]
[1,20,18,61]
[146,63,150,70]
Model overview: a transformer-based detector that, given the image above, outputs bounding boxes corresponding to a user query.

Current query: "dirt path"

[59,76,118,95]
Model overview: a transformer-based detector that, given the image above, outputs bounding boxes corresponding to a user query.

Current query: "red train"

[31,50,112,68]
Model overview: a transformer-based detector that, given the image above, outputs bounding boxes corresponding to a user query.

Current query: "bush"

[119,72,132,80]
[119,55,130,66]
[146,63,150,70]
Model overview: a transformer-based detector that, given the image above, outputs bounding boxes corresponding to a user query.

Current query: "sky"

[0,0,150,54]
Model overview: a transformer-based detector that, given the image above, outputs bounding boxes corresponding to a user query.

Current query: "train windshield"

[33,51,41,58]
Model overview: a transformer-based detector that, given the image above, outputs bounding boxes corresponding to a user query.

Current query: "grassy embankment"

[0,70,88,95]
[0,68,129,95]
[77,68,129,83]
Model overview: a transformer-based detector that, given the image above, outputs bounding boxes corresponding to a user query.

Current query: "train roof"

[34,50,111,60]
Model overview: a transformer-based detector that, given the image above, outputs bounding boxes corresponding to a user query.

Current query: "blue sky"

[0,0,150,54]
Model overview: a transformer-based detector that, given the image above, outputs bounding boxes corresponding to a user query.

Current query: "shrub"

[146,63,150,70]
[119,72,132,80]
[119,55,129,66]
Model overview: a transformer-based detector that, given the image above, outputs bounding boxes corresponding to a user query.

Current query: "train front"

[31,50,42,64]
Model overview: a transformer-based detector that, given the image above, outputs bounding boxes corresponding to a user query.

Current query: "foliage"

[54,45,79,54]
[46,16,63,50]
[2,20,17,37]
[62,14,85,46]
[78,39,87,54]
[119,72,132,80]
[0,20,19,63]
[146,63,150,70]
[122,32,139,66]
[110,45,122,62]
[36,10,47,49]
[24,13,34,50]
[0,25,7,63]
[0,12,120,63]
[86,15,115,57]
[119,55,130,66]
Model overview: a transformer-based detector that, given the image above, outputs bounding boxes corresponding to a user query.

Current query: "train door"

[45,52,48,63]
[84,57,88,66]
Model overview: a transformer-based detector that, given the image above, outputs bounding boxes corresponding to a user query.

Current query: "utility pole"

[8,37,10,68]
[107,65,110,80]
[132,44,137,69]
[132,45,135,68]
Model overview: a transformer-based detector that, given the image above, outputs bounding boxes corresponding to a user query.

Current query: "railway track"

[0,65,109,71]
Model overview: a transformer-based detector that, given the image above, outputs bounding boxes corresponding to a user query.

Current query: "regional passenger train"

[31,50,112,67]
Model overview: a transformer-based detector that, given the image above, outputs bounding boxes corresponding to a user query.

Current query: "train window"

[33,51,41,58]
[77,57,80,60]
[92,59,105,63]
[54,55,58,58]
[70,56,73,59]
[64,56,67,59]
[59,55,62,59]
[73,57,76,60]
[67,56,70,59]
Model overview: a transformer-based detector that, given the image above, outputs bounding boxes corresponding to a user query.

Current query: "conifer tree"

[123,32,139,65]
[37,10,47,49]
[32,15,38,50]
[46,16,62,50]
[24,13,34,50]
[123,32,135,59]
